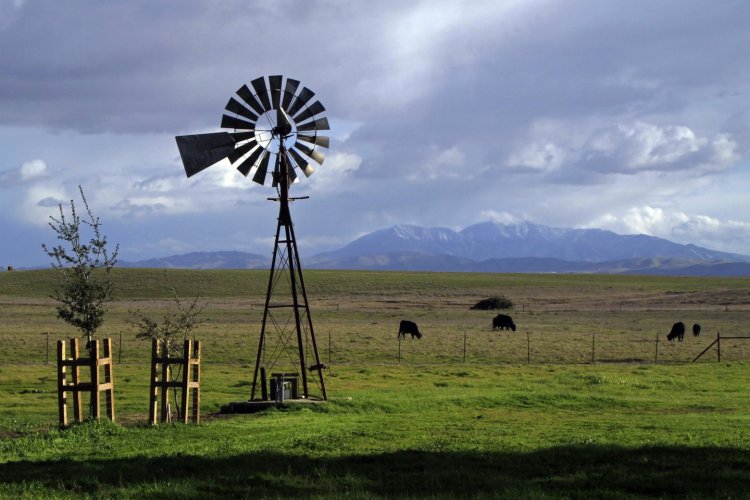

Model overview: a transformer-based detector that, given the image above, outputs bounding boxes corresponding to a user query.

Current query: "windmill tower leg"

[250,151,327,402]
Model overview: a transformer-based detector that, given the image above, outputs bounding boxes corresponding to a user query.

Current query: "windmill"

[175,75,329,403]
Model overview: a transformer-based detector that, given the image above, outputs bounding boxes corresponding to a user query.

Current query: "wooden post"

[161,342,170,422]
[591,332,596,364]
[149,339,159,424]
[57,340,68,426]
[70,338,82,423]
[180,339,201,424]
[398,335,401,363]
[102,338,115,422]
[91,340,101,419]
[462,330,467,363]
[717,332,721,363]
[527,331,531,364]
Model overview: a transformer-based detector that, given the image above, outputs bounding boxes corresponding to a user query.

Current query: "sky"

[2,0,750,267]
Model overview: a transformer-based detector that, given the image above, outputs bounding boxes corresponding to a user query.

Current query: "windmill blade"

[293,100,325,124]
[235,146,265,176]
[175,132,235,177]
[230,131,256,142]
[225,97,258,122]
[251,77,272,112]
[228,139,258,164]
[297,133,330,149]
[276,106,293,136]
[236,84,265,116]
[221,114,256,131]
[294,142,325,165]
[289,147,316,177]
[283,152,299,183]
[269,75,283,109]
[252,150,271,185]
[297,116,330,132]
[287,87,315,117]
[281,78,300,110]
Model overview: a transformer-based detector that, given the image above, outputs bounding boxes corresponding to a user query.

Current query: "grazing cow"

[492,314,516,332]
[667,322,686,342]
[398,320,422,339]
[693,323,701,337]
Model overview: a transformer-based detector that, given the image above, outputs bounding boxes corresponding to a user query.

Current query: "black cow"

[398,320,422,339]
[492,314,516,332]
[667,322,686,342]
[693,323,701,337]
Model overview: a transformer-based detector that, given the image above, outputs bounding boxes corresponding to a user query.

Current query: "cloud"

[408,146,469,181]
[591,206,750,255]
[508,142,565,172]
[20,159,48,179]
[0,158,49,184]
[581,122,738,174]
[510,121,740,180]
[306,150,362,192]
[21,184,70,226]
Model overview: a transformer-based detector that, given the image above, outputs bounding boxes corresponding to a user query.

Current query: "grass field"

[1,269,750,498]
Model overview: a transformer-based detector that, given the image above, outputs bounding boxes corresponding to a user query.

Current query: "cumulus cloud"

[592,206,750,255]
[581,122,738,174]
[0,158,49,184]
[510,121,739,179]
[508,142,565,172]
[20,159,48,179]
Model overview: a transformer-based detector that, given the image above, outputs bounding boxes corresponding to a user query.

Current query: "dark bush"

[470,296,513,310]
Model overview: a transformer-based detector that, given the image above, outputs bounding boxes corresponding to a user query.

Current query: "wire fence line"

[1,328,745,366]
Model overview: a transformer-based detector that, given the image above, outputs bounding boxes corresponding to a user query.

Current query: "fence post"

[717,332,721,363]
[526,331,531,364]
[591,332,596,364]
[398,335,401,363]
[654,332,659,363]
[462,330,467,363]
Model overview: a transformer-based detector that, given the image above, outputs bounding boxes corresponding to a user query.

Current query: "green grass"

[1,269,750,497]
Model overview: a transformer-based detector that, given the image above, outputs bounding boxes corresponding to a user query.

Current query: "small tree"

[43,186,119,348]
[130,280,205,420]
[130,284,205,352]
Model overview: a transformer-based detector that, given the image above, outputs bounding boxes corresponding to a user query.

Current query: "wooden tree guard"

[149,339,201,424]
[57,337,115,427]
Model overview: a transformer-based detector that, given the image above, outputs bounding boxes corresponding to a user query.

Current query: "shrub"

[470,296,513,310]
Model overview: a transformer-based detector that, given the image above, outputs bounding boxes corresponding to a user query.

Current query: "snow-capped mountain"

[311,221,748,264]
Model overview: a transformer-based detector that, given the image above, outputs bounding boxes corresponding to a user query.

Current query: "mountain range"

[120,221,750,276]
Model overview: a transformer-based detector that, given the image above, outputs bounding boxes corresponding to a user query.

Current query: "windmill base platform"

[220,398,326,414]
